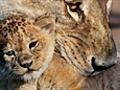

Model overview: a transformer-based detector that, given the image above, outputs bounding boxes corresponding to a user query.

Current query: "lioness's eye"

[29,41,38,49]
[65,1,84,21]
[6,50,15,56]
[66,2,82,12]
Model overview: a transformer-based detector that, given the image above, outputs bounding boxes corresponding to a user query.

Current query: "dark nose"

[18,59,33,68]
[91,57,115,71]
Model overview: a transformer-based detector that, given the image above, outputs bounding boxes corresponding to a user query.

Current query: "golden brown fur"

[7,54,120,90]
[0,0,119,90]
[13,0,117,76]
[0,15,56,90]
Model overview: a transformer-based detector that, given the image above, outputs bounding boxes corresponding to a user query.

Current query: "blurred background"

[110,0,120,55]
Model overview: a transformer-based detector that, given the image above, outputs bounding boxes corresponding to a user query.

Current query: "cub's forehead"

[0,16,37,39]
[0,15,31,33]
[0,16,38,48]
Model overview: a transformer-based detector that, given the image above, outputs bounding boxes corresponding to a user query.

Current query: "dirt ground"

[110,0,120,55]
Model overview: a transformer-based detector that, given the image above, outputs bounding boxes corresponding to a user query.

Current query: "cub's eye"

[6,50,15,56]
[29,41,38,49]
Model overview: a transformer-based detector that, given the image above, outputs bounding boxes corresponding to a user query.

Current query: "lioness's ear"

[106,0,112,22]
[34,16,56,34]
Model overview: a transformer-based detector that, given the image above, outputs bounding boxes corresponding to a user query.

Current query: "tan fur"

[0,0,119,90]
[0,15,56,89]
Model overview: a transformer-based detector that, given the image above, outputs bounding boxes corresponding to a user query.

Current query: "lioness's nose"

[91,57,115,72]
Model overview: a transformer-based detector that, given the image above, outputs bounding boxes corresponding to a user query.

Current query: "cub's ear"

[34,16,56,34]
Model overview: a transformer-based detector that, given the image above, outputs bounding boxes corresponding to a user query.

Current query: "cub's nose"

[19,61,33,68]
[18,58,33,68]
[91,57,115,72]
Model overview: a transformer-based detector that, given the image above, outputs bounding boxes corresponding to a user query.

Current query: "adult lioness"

[32,0,117,76]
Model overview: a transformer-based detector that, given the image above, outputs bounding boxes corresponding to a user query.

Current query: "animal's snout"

[18,55,33,68]
[18,60,33,68]
[91,57,115,72]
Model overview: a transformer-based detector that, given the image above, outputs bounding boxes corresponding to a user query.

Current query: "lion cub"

[0,15,56,90]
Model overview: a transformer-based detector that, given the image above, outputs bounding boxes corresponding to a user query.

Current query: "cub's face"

[0,16,55,81]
